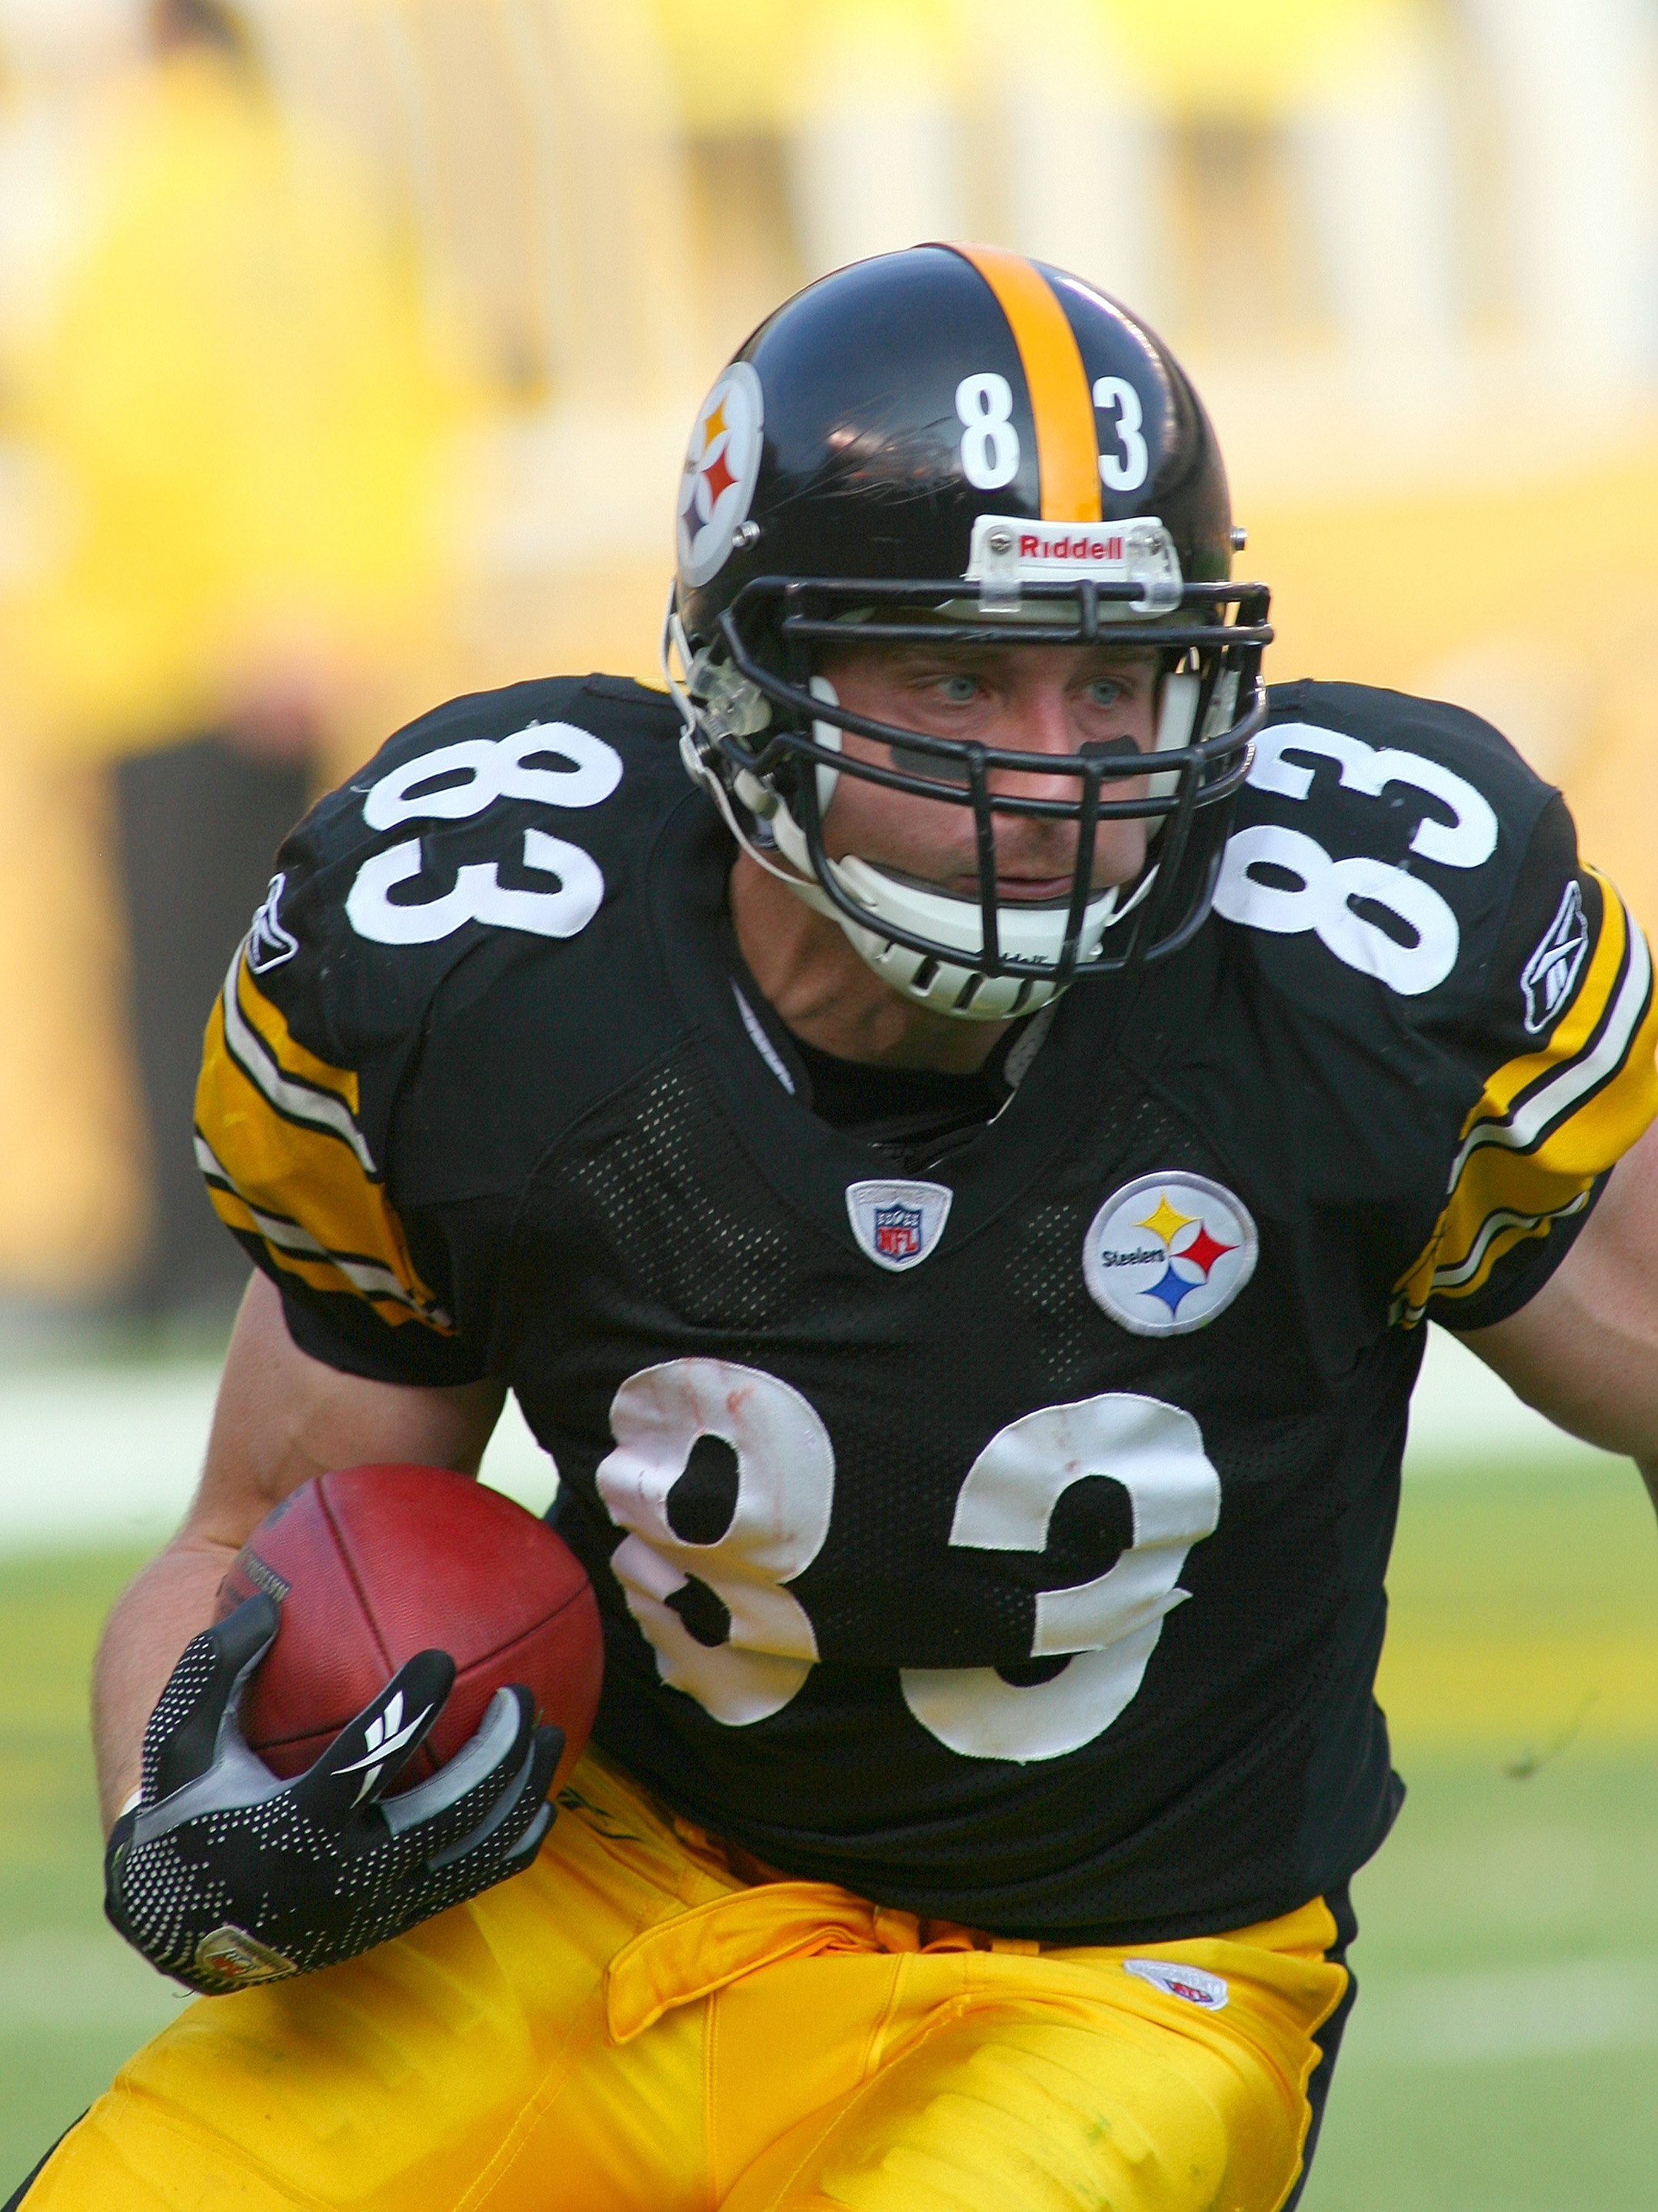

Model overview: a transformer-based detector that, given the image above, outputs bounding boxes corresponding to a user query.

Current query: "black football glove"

[105,1592,563,1995]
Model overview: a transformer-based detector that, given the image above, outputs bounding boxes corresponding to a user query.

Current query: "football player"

[17,245,1658,2212]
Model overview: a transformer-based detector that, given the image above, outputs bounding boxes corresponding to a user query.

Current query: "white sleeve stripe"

[218,949,380,1179]
[195,1130,239,1189]
[1427,1189,1592,1295]
[1392,1186,1594,1323]
[195,1135,450,1323]
[1445,919,1652,1188]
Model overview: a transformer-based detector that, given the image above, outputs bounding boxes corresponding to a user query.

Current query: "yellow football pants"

[30,1751,1348,2211]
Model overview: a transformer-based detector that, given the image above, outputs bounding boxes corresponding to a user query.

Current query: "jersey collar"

[645,788,1158,1266]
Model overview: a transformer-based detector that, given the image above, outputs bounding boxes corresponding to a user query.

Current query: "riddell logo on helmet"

[1020,531,1124,564]
[965,514,1151,584]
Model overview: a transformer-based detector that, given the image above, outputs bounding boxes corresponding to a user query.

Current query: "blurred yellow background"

[1,0,1655,1307]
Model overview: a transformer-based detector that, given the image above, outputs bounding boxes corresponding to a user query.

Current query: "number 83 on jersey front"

[597,1359,1222,1767]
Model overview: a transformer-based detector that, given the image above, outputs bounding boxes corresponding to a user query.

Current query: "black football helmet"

[665,242,1271,1020]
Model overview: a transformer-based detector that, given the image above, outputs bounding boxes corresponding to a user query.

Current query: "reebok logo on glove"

[105,1593,563,1995]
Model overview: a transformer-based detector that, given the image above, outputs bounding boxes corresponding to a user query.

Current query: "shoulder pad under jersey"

[192,673,685,1359]
[269,672,681,1056]
[1220,679,1550,1012]
[1219,680,1658,1328]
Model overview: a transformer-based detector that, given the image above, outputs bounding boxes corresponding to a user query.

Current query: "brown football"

[215,1462,603,1789]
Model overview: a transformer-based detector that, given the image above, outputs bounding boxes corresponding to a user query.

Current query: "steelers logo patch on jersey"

[678,361,764,587]
[1083,1173,1258,1338]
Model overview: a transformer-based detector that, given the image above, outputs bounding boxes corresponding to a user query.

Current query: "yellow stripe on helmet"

[948,244,1102,524]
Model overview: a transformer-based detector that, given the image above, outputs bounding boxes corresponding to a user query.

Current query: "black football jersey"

[195,673,1658,1941]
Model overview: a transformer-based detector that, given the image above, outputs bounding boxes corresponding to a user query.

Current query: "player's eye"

[932,674,980,706]
[1085,677,1127,710]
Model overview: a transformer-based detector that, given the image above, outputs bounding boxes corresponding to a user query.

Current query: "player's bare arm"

[1460,1114,1658,1500]
[91,1272,505,1828]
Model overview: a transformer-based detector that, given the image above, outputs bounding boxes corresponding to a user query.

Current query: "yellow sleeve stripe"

[1450,870,1626,1149]
[1397,1140,1598,1322]
[948,244,1102,524]
[1424,1192,1594,1302]
[201,1179,441,1326]
[195,994,453,1334]
[196,1136,448,1323]
[1394,1202,1593,1328]
[204,1179,437,1324]
[1393,888,1658,1326]
[1447,895,1653,1183]
[219,950,374,1176]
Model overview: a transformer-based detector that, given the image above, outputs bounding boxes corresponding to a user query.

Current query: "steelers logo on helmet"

[678,361,764,589]
[1084,1173,1257,1338]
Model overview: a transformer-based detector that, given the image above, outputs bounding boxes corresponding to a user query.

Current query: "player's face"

[814,642,1161,901]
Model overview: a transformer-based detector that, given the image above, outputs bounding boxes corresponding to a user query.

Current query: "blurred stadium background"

[2,2,1657,2203]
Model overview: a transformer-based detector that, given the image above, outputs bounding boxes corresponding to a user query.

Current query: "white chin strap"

[763,677,1189,1023]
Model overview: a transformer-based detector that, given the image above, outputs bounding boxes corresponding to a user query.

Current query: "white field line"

[1400,1326,1617,1482]
[1347,1955,1658,2064]
[0,1367,558,1553]
[0,1326,1615,1555]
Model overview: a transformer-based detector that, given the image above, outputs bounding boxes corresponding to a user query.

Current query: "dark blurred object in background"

[113,736,308,1319]
[108,1,293,1321]
[151,0,249,60]
[106,0,311,1322]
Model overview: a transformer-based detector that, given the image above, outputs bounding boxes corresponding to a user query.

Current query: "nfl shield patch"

[874,1202,923,1261]
[846,1180,953,1272]
[1122,1958,1230,2011]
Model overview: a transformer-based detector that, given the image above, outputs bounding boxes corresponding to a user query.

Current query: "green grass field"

[1309,1453,1658,2210]
[4,1454,1657,2206]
